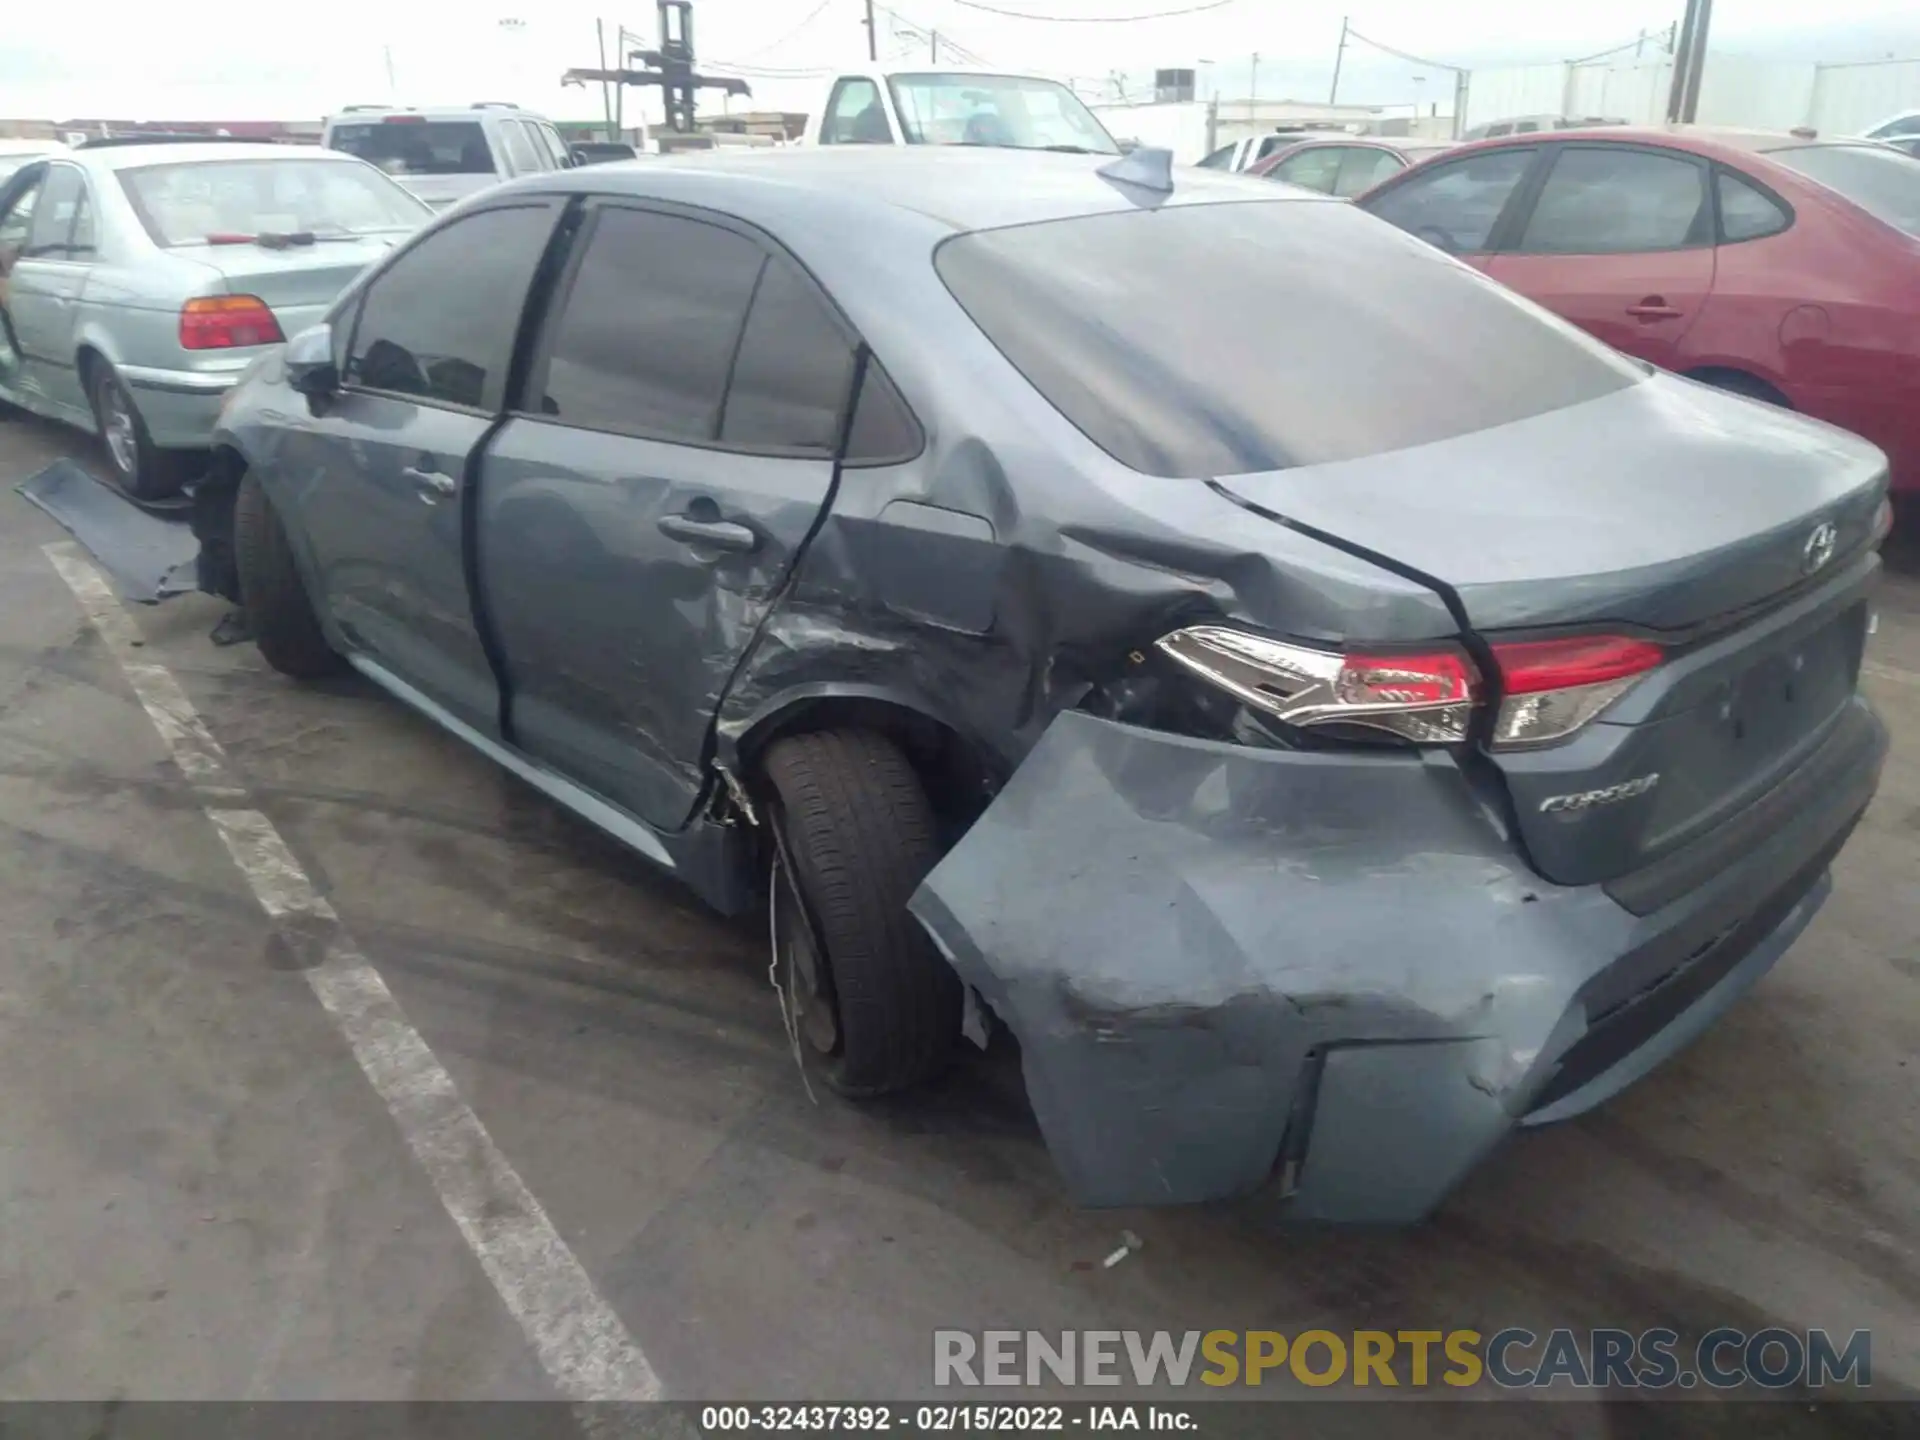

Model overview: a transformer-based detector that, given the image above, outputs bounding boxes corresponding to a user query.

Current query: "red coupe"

[1358,126,1920,493]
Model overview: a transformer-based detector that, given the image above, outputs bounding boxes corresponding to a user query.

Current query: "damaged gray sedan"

[196,147,1892,1223]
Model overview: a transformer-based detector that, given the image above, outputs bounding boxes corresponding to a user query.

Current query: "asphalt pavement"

[0,409,1915,1432]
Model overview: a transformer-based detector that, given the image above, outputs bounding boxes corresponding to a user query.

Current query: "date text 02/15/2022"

[699,1406,1195,1432]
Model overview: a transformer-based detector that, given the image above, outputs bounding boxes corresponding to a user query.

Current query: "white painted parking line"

[43,542,662,1404]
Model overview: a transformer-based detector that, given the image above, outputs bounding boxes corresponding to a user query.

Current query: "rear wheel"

[234,469,344,679]
[86,360,186,500]
[762,729,962,1098]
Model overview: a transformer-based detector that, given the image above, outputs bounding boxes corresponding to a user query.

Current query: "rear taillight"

[180,295,284,351]
[1156,627,1479,744]
[1490,635,1663,747]
[1156,626,1663,749]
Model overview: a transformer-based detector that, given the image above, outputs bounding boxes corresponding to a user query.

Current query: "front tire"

[762,729,962,1098]
[234,470,344,679]
[87,361,185,500]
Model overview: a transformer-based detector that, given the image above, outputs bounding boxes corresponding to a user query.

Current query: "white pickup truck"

[801,65,1121,155]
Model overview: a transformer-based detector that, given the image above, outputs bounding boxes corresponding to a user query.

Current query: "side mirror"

[285,323,338,398]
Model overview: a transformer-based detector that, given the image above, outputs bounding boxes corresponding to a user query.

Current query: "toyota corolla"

[193,147,1891,1223]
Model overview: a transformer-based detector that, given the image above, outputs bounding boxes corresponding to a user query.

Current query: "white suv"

[321,102,573,209]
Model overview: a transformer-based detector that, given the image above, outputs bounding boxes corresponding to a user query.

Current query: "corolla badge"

[1539,774,1660,814]
[1802,521,1838,575]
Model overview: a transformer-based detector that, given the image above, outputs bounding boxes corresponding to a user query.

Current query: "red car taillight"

[180,295,284,351]
[1156,626,1663,748]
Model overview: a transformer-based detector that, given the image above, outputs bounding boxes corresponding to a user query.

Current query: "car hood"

[1211,373,1890,633]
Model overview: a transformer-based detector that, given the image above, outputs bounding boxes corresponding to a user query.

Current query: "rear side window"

[1195,144,1237,170]
[1516,147,1709,254]
[1765,143,1920,237]
[328,120,497,176]
[935,201,1640,479]
[1364,147,1535,254]
[533,207,764,443]
[24,165,85,257]
[721,256,854,454]
[346,202,555,410]
[1717,170,1790,242]
[1270,148,1342,193]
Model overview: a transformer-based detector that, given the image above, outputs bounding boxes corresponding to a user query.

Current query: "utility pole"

[1328,16,1348,104]
[1665,0,1714,123]
[865,0,878,62]
[931,30,938,63]
[595,20,615,142]
[1248,51,1259,120]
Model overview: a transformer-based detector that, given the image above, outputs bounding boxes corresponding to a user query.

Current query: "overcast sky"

[6,0,1919,123]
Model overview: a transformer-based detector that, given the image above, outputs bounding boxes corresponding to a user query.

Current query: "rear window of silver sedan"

[934,198,1643,478]
[117,158,431,247]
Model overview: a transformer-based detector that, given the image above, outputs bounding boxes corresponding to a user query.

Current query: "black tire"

[87,360,186,500]
[762,729,962,1097]
[234,470,343,679]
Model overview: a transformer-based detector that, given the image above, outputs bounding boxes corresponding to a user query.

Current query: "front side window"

[1271,147,1343,194]
[118,159,429,246]
[1516,146,1708,254]
[936,200,1639,479]
[1363,147,1536,254]
[1765,142,1920,237]
[0,170,44,261]
[821,79,890,145]
[327,120,498,177]
[886,72,1118,154]
[533,208,764,443]
[1717,169,1790,242]
[346,202,555,410]
[498,119,541,174]
[1334,147,1407,198]
[25,165,86,258]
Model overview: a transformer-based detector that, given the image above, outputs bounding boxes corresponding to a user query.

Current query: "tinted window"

[722,256,855,454]
[499,119,541,173]
[534,208,763,443]
[1517,147,1708,253]
[1717,169,1790,242]
[329,120,497,176]
[822,79,889,144]
[347,203,554,410]
[846,364,921,465]
[1364,147,1535,253]
[1766,143,1920,237]
[1195,144,1237,170]
[25,165,84,257]
[1272,148,1342,193]
[936,202,1639,479]
[1334,148,1406,198]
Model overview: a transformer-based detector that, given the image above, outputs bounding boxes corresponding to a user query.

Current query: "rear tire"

[762,729,962,1098]
[234,470,343,679]
[87,360,186,500]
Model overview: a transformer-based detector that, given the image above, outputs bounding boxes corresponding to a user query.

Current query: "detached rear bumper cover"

[907,700,1885,1223]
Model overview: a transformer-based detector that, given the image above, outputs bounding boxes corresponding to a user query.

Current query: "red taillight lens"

[1491,635,1663,747]
[1491,636,1664,694]
[1336,651,1477,708]
[180,295,284,351]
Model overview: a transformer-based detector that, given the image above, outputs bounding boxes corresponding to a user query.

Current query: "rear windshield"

[886,73,1120,155]
[1764,143,1920,236]
[934,200,1641,478]
[327,120,497,176]
[118,159,430,247]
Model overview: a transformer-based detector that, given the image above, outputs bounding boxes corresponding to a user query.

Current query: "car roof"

[327,105,551,123]
[499,145,1323,234]
[66,141,352,172]
[1441,122,1881,161]
[812,63,1073,83]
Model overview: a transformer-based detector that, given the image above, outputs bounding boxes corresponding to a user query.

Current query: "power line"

[728,0,841,62]
[1342,25,1463,75]
[941,0,1239,22]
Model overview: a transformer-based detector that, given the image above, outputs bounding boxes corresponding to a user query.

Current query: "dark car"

[1245,136,1455,196]
[198,147,1891,1224]
[1357,126,1920,494]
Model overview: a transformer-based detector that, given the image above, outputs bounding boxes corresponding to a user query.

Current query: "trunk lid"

[178,234,407,337]
[1214,374,1888,891]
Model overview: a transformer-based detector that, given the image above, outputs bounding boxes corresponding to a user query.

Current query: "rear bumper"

[909,697,1886,1224]
[120,363,240,449]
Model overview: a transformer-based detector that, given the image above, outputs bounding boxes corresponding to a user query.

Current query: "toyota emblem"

[1802,521,1837,574]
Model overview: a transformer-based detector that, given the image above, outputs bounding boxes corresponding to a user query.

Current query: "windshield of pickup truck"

[886,73,1120,154]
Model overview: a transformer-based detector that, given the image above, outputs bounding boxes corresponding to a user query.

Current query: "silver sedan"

[0,139,430,497]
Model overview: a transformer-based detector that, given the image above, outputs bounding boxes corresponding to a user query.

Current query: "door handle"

[657,513,759,553]
[401,465,457,502]
[1626,299,1684,321]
